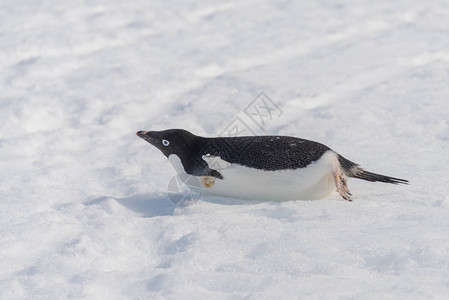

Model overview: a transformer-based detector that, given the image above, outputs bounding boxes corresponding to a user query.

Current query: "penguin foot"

[201,176,215,188]
[333,168,352,201]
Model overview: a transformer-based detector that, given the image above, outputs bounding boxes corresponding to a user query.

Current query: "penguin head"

[136,129,195,157]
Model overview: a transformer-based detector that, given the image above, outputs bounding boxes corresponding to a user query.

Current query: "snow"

[1,0,449,299]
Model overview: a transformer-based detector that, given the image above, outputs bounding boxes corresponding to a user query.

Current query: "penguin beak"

[136,131,149,138]
[136,131,157,144]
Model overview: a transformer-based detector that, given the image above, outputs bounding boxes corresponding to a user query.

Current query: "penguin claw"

[333,168,352,201]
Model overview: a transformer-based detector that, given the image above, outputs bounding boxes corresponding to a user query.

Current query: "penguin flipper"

[202,155,231,170]
[200,155,231,180]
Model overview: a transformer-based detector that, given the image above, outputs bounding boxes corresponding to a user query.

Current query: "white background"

[1,0,449,299]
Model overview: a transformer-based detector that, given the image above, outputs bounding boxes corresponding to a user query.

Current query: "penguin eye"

[162,139,170,146]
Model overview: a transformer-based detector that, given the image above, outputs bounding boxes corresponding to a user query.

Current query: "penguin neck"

[168,154,188,175]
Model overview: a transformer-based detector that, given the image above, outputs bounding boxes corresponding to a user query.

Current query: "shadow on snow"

[84,193,265,218]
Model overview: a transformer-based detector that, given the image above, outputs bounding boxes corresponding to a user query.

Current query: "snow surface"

[1,0,449,299]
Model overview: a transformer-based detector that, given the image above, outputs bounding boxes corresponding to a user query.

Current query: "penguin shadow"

[84,194,175,217]
[84,193,267,218]
[201,195,265,206]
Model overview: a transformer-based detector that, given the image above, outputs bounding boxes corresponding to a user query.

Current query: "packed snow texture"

[1,0,449,299]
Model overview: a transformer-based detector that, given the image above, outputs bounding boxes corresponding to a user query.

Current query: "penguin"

[136,129,408,201]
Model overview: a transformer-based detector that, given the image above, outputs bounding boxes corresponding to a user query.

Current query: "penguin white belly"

[205,150,338,200]
[169,151,339,201]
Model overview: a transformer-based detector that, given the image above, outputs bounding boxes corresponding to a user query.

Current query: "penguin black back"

[200,135,331,171]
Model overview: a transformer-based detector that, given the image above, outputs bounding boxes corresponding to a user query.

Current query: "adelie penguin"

[136,129,408,201]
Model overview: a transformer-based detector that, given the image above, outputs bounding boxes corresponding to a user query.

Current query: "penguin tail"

[337,155,409,185]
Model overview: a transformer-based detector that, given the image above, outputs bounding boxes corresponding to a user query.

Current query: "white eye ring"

[162,139,170,146]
